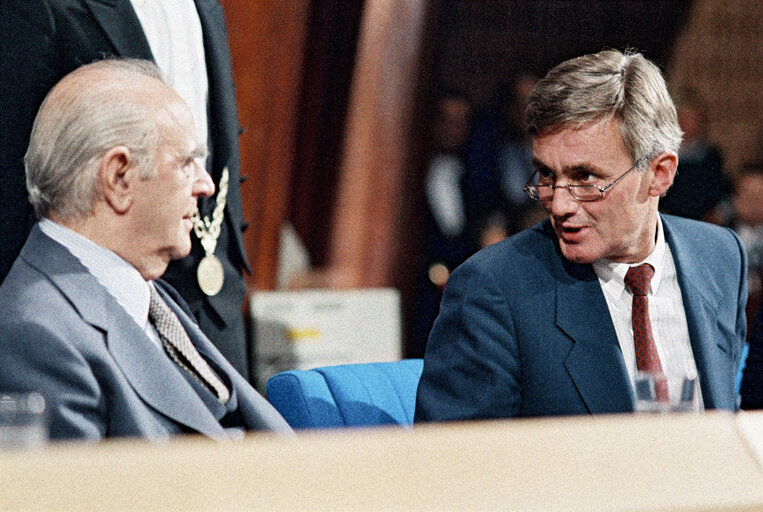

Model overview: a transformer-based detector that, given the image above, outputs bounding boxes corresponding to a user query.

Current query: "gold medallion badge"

[191,167,229,297]
[197,254,225,296]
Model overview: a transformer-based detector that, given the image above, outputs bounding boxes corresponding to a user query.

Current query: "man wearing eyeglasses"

[415,49,747,422]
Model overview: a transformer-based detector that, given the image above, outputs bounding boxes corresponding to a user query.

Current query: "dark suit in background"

[0,0,251,378]
[741,301,763,409]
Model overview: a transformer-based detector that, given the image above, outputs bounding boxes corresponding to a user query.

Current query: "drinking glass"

[0,392,48,449]
[634,371,699,413]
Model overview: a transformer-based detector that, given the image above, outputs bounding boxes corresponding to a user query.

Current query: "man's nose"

[192,166,215,198]
[549,185,577,217]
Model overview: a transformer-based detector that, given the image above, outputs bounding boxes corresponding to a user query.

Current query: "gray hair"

[526,49,683,168]
[25,58,167,220]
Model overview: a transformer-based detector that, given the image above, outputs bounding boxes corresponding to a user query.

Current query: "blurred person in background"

[724,161,763,346]
[728,161,763,275]
[659,87,730,223]
[468,73,545,237]
[410,90,480,357]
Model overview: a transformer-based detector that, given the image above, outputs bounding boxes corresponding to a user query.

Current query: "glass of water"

[0,392,48,449]
[634,371,700,413]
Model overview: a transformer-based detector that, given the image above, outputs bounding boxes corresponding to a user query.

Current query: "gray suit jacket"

[0,0,251,377]
[416,214,748,422]
[0,226,290,440]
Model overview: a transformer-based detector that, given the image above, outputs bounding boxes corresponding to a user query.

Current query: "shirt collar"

[592,215,666,299]
[38,218,152,329]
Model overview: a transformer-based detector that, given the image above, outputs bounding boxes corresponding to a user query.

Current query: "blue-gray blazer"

[415,214,747,421]
[0,226,291,440]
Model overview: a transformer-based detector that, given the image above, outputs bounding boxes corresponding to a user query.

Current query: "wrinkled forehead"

[532,118,628,151]
[530,118,631,170]
[154,92,199,142]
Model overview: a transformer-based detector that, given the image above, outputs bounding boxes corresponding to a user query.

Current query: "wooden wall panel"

[326,0,429,288]
[668,0,763,173]
[220,0,311,291]
[287,3,364,268]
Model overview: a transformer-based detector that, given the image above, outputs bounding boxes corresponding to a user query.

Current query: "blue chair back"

[266,359,423,429]
[736,342,749,395]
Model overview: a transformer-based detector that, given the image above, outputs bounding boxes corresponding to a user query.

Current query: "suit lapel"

[84,0,154,59]
[192,0,250,271]
[21,227,225,437]
[193,0,231,175]
[555,259,634,413]
[551,216,734,413]
[105,313,226,437]
[662,216,730,408]
[155,283,257,423]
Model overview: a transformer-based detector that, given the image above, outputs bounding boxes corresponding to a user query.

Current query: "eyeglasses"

[523,159,643,202]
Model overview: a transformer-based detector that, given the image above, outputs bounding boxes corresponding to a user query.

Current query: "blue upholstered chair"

[736,342,749,395]
[265,359,424,429]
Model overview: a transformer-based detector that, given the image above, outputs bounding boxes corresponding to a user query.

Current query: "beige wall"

[668,0,763,172]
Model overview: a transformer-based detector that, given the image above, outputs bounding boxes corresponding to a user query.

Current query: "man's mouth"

[556,223,587,242]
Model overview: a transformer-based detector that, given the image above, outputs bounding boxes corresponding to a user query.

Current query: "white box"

[250,288,402,391]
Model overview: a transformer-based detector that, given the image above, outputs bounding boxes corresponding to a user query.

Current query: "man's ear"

[647,152,678,198]
[99,146,137,214]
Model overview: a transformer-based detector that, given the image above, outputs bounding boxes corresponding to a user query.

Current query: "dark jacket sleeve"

[741,302,763,409]
[0,0,62,281]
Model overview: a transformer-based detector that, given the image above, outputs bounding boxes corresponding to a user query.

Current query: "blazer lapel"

[193,0,231,175]
[555,260,634,413]
[105,314,226,437]
[662,216,732,408]
[192,0,251,272]
[22,227,225,437]
[152,284,234,415]
[84,0,154,59]
[154,281,294,432]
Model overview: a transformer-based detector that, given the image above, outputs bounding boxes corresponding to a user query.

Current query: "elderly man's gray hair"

[25,58,167,220]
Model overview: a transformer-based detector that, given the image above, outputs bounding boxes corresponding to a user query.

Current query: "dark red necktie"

[624,263,668,402]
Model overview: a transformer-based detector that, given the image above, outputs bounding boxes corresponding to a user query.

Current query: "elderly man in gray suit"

[0,59,291,441]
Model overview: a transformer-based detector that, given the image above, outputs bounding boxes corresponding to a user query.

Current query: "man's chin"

[171,247,192,262]
[558,241,598,265]
[138,261,171,282]
[168,238,193,262]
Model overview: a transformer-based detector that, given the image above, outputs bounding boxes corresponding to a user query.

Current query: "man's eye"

[537,170,554,183]
[178,159,196,178]
[573,172,597,183]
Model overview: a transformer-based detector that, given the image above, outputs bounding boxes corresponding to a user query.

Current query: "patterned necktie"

[624,263,668,402]
[148,287,230,404]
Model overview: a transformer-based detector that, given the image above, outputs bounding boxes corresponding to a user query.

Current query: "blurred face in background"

[733,171,763,227]
[508,74,537,133]
[677,105,703,143]
[434,96,471,154]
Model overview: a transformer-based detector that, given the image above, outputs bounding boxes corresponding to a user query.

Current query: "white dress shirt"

[592,216,703,409]
[39,219,163,349]
[130,0,209,153]
[426,154,466,237]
